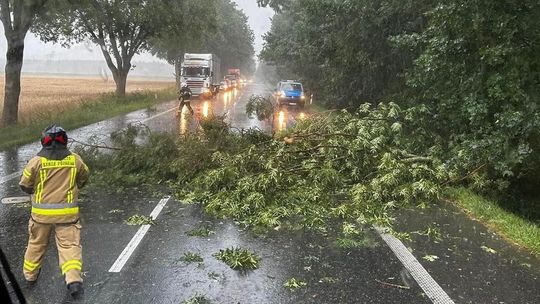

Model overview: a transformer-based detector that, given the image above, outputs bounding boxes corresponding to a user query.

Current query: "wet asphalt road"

[0,81,539,303]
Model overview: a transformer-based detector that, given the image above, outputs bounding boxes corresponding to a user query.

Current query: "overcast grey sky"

[0,0,273,62]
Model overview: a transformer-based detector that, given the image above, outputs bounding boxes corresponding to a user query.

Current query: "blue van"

[276,80,306,108]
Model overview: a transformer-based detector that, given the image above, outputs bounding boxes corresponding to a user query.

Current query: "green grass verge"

[0,88,176,150]
[446,187,540,258]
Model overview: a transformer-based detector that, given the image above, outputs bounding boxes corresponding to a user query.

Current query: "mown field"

[0,75,174,123]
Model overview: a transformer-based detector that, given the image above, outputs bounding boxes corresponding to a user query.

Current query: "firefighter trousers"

[178,99,194,115]
[23,218,83,284]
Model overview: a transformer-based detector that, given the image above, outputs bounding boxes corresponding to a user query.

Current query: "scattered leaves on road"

[180,252,204,264]
[391,231,412,242]
[422,255,439,262]
[182,294,211,304]
[284,278,307,290]
[186,226,215,237]
[425,224,443,241]
[124,214,155,225]
[481,245,497,254]
[213,247,260,270]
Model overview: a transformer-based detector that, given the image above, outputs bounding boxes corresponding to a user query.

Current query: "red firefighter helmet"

[41,124,68,147]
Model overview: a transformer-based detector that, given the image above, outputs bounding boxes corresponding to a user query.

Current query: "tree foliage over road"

[80,105,445,236]
[261,0,540,201]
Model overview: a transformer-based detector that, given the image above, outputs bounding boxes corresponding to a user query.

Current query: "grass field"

[0,75,174,123]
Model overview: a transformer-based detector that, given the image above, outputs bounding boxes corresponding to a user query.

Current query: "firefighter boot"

[67,281,84,300]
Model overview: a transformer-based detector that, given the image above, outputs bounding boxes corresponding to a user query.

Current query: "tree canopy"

[149,0,217,64]
[210,0,255,75]
[261,0,540,194]
[151,0,256,78]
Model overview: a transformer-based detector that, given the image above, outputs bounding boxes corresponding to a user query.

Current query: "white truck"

[180,53,221,97]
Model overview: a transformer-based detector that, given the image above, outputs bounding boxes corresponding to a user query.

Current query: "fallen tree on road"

[78,102,453,238]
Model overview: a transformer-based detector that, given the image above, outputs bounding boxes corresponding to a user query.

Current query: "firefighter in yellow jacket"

[19,125,89,299]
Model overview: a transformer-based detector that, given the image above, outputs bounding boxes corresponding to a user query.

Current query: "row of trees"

[0,0,255,125]
[259,0,540,195]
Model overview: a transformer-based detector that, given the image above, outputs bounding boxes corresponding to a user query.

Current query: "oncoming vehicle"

[225,74,238,88]
[275,80,306,108]
[228,68,244,87]
[220,80,229,91]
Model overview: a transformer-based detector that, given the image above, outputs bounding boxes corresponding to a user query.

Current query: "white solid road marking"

[375,226,455,304]
[108,196,171,273]
[139,107,176,123]
[0,107,177,185]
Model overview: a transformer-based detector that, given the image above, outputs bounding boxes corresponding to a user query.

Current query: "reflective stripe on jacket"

[20,153,89,224]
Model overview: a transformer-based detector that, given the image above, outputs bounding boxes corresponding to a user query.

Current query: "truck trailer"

[180,53,221,97]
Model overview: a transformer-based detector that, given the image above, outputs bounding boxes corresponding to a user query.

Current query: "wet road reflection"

[175,84,271,135]
[274,107,309,132]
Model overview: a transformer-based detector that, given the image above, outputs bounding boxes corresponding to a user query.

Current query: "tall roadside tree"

[0,0,49,125]
[256,0,287,10]
[399,0,540,187]
[34,0,173,96]
[208,0,255,76]
[152,0,255,80]
[149,0,217,87]
[260,0,540,195]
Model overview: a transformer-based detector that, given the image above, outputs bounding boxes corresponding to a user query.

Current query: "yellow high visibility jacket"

[19,153,89,224]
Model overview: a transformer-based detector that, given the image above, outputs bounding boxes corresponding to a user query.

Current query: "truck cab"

[181,53,221,97]
[227,68,243,87]
[224,74,238,88]
[275,80,306,108]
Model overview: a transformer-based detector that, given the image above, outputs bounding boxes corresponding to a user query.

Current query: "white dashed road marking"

[108,196,171,273]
